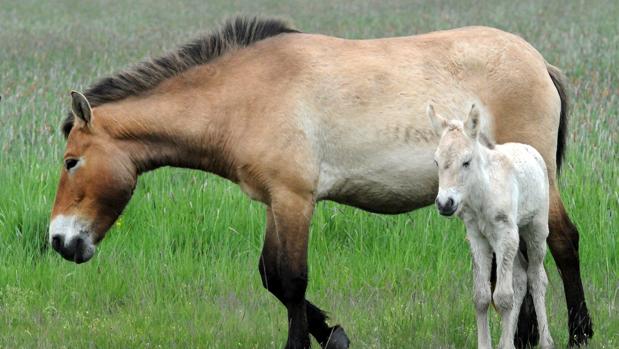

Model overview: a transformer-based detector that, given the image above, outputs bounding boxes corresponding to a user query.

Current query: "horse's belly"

[316,146,438,214]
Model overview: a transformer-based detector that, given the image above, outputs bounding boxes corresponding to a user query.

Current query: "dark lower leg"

[259,255,311,348]
[548,207,593,346]
[260,203,349,349]
[514,292,540,348]
[306,301,333,342]
[513,241,540,348]
[306,301,350,349]
[286,300,310,349]
[261,263,347,348]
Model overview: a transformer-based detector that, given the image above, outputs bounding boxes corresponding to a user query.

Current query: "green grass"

[0,0,617,347]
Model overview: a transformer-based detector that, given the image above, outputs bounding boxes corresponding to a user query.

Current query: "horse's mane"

[62,16,298,137]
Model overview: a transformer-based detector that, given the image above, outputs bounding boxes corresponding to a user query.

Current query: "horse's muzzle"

[51,234,95,264]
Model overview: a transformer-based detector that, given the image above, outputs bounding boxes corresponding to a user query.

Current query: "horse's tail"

[546,63,569,175]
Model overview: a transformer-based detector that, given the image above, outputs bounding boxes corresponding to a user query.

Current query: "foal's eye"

[433,160,438,167]
[64,158,79,171]
[462,160,471,168]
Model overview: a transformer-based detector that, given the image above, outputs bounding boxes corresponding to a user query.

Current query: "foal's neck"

[96,88,238,180]
[465,146,494,211]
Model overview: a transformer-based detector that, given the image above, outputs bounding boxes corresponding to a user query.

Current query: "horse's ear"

[71,90,92,125]
[464,104,480,139]
[427,104,448,135]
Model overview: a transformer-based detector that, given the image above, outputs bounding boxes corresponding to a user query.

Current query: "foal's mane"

[62,16,298,137]
[479,133,495,149]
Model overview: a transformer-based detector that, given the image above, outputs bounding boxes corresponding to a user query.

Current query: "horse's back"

[234,27,560,213]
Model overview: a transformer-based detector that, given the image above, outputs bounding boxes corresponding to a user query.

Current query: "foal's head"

[427,104,487,216]
[49,92,137,263]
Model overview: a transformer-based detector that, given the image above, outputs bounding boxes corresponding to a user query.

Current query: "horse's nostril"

[51,235,63,250]
[73,236,85,262]
[447,198,454,208]
[74,236,84,250]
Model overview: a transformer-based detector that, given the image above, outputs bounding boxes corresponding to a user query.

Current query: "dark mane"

[62,16,298,137]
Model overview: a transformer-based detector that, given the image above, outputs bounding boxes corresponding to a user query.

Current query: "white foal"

[427,104,554,349]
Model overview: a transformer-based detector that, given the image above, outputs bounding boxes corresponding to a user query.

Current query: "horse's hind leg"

[547,187,593,346]
[511,241,540,349]
[259,204,350,349]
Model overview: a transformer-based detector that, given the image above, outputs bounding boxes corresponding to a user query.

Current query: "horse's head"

[427,104,483,217]
[49,91,137,263]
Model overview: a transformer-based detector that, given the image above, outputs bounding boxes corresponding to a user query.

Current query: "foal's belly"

[315,145,438,214]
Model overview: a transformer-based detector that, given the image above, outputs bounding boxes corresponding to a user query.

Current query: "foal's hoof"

[322,325,350,349]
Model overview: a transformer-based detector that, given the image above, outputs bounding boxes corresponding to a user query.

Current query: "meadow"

[0,0,617,347]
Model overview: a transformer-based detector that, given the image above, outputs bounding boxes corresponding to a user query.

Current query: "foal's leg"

[259,201,349,349]
[494,229,519,349]
[467,231,493,349]
[547,187,593,346]
[525,221,555,349]
[509,251,528,344]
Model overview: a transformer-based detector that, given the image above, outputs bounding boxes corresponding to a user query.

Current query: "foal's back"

[492,143,549,227]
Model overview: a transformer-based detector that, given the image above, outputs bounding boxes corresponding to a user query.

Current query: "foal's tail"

[546,63,569,174]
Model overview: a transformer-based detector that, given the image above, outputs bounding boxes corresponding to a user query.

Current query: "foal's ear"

[70,90,92,125]
[427,104,448,135]
[464,104,480,139]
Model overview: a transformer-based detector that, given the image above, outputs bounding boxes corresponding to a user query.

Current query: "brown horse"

[49,17,592,348]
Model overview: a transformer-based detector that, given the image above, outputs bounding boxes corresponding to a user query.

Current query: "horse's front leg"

[259,205,350,349]
[467,229,493,349]
[257,191,312,349]
[494,228,520,349]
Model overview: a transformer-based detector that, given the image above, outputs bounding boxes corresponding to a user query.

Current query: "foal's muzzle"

[435,197,457,216]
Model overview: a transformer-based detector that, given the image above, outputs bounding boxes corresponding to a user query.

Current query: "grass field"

[0,0,617,348]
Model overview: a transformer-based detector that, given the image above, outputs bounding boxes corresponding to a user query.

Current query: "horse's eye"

[65,158,79,171]
[462,160,471,168]
[433,160,438,167]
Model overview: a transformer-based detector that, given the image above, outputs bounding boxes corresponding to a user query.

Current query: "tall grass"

[0,0,617,347]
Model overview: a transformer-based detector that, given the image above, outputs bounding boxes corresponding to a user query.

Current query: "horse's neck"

[97,93,238,179]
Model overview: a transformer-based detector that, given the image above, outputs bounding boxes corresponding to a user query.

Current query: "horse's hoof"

[568,315,594,347]
[323,325,350,349]
[514,324,539,349]
[514,293,539,349]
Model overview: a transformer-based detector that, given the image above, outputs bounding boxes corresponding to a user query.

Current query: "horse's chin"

[56,242,95,264]
[438,204,458,217]
[74,245,95,264]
